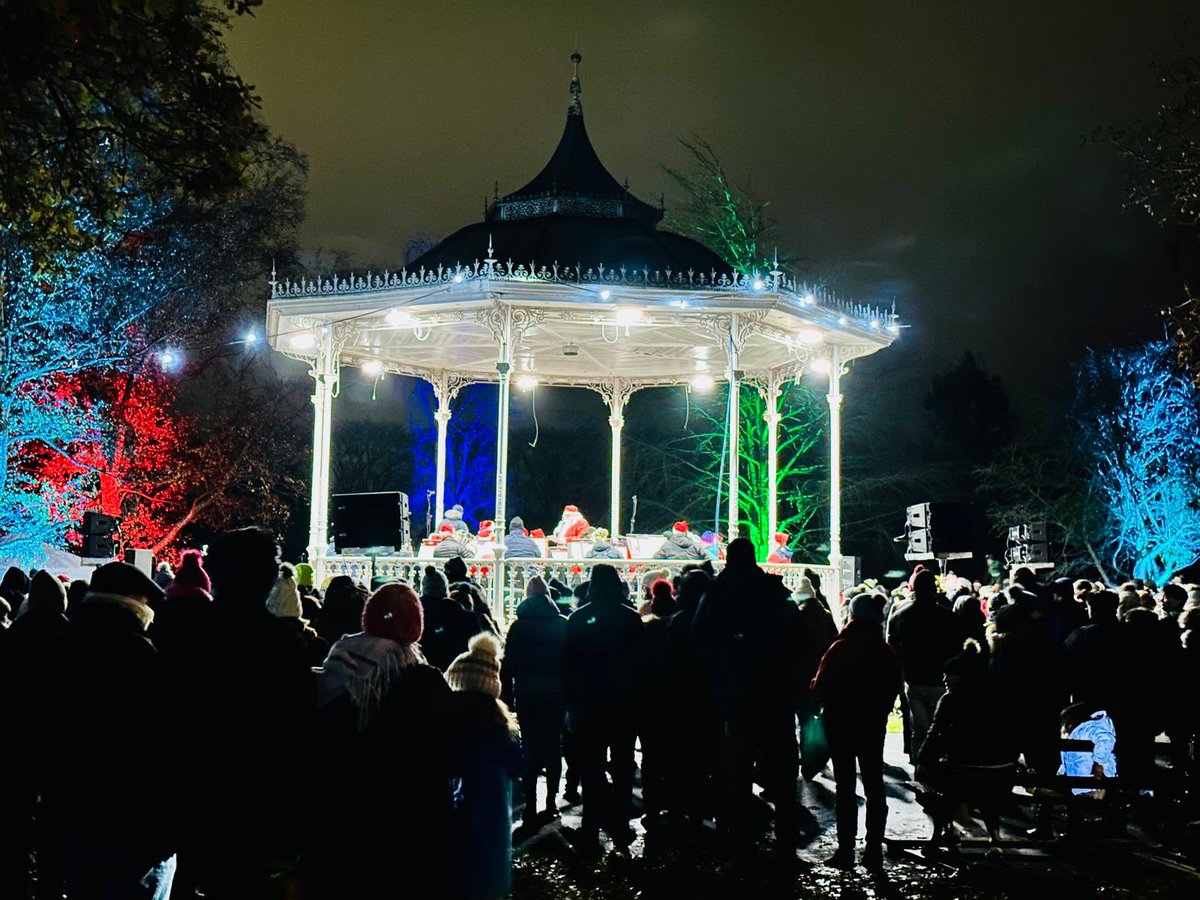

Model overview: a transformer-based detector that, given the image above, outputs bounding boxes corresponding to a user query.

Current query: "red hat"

[530,528,545,538]
[477,519,494,539]
[773,532,788,546]
[167,549,212,601]
[362,583,423,645]
[563,505,579,513]
[673,521,689,534]
[439,523,454,533]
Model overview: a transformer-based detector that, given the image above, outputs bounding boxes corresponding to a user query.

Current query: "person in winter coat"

[795,576,838,778]
[0,565,30,613]
[887,569,964,760]
[44,562,178,899]
[810,592,903,871]
[421,566,484,671]
[503,517,541,558]
[501,576,568,824]
[653,522,704,560]
[915,638,1017,847]
[585,528,625,560]
[692,538,804,869]
[310,582,456,899]
[315,575,370,644]
[266,563,331,669]
[191,528,317,897]
[1063,591,1126,719]
[0,570,71,900]
[433,524,476,559]
[440,502,470,532]
[561,563,645,845]
[446,634,524,900]
[639,578,676,822]
[665,568,717,826]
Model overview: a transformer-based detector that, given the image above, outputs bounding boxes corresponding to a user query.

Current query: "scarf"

[318,632,426,730]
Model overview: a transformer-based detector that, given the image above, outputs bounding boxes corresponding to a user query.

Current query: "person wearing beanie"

[265,564,328,669]
[445,633,522,898]
[42,561,178,898]
[433,526,475,559]
[293,562,321,619]
[439,502,469,533]
[653,522,703,560]
[0,565,30,612]
[152,561,174,591]
[887,566,964,762]
[810,585,903,871]
[561,563,645,847]
[504,516,541,558]
[501,575,568,826]
[690,537,803,868]
[915,638,1016,850]
[166,549,212,602]
[420,564,484,672]
[314,575,370,644]
[444,555,471,586]
[311,582,455,895]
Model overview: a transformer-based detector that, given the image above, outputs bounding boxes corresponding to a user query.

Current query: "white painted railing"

[319,555,837,626]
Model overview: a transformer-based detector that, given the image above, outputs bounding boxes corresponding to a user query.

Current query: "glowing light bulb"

[753,277,766,291]
[517,374,538,391]
[869,319,880,329]
[453,273,464,283]
[837,316,849,326]
[803,293,816,306]
[244,330,258,345]
[615,307,642,325]
[887,322,900,334]
[599,289,612,300]
[362,359,383,377]
[809,359,832,375]
[691,373,715,392]
[157,349,181,370]
[290,332,316,351]
[797,328,823,345]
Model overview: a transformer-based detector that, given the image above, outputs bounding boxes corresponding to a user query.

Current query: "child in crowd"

[447,633,524,899]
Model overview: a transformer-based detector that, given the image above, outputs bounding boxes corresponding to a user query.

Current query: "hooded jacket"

[562,572,644,710]
[810,620,903,730]
[653,532,704,560]
[501,594,568,705]
[586,540,625,560]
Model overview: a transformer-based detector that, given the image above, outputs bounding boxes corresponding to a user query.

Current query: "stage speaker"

[124,548,154,575]
[332,491,411,552]
[903,502,974,559]
[82,510,120,559]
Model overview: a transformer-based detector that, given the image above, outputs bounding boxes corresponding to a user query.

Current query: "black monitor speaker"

[331,491,411,552]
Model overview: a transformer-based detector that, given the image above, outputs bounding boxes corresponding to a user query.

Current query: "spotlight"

[837,316,849,326]
[691,373,715,392]
[362,360,383,377]
[453,273,464,283]
[290,332,316,351]
[517,374,538,391]
[599,289,611,300]
[809,359,832,375]
[244,330,258,345]
[157,349,182,370]
[386,309,414,326]
[753,277,766,291]
[797,328,823,345]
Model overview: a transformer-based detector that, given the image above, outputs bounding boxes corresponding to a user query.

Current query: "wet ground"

[511,735,1200,899]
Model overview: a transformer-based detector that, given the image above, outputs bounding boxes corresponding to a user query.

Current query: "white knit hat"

[266,564,303,619]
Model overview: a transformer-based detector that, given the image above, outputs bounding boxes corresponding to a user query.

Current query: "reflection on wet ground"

[512,735,1200,898]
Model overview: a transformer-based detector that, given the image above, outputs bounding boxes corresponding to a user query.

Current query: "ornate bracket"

[593,377,637,426]
[431,370,472,410]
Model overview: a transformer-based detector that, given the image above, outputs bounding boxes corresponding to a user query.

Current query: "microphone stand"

[629,494,638,535]
[425,489,435,540]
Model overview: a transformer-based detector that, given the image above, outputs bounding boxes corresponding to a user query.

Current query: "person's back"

[888,577,963,687]
[1063,593,1126,711]
[421,567,482,671]
[503,516,541,559]
[314,575,369,644]
[502,591,568,704]
[562,570,645,709]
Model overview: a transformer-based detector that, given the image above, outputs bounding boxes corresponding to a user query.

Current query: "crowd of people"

[1,533,1198,898]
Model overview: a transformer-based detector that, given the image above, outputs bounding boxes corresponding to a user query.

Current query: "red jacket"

[810,620,903,729]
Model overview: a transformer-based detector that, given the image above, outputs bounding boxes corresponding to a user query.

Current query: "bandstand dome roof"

[408,53,733,278]
[266,54,901,390]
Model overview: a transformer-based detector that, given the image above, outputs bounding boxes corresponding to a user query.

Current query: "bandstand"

[266,54,898,618]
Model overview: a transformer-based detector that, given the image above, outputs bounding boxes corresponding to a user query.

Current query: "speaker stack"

[902,502,974,562]
[331,492,411,553]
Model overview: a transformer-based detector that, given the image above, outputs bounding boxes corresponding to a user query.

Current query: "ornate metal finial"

[269,258,278,296]
[493,180,500,202]
[568,51,582,116]
[484,233,496,277]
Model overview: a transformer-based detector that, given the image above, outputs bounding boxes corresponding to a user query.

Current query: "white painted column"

[727,347,741,540]
[607,379,628,536]
[434,404,452,523]
[307,327,338,580]
[494,312,512,540]
[827,347,844,569]
[765,404,782,545]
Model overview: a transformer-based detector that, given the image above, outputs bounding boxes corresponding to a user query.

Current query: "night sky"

[225,1,1196,419]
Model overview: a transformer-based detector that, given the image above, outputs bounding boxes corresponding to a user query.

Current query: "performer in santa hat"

[551,505,589,543]
[767,532,793,564]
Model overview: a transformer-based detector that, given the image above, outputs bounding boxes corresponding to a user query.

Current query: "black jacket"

[654,533,704,560]
[421,594,483,671]
[887,596,964,686]
[562,594,645,711]
[501,594,568,706]
[692,564,804,716]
